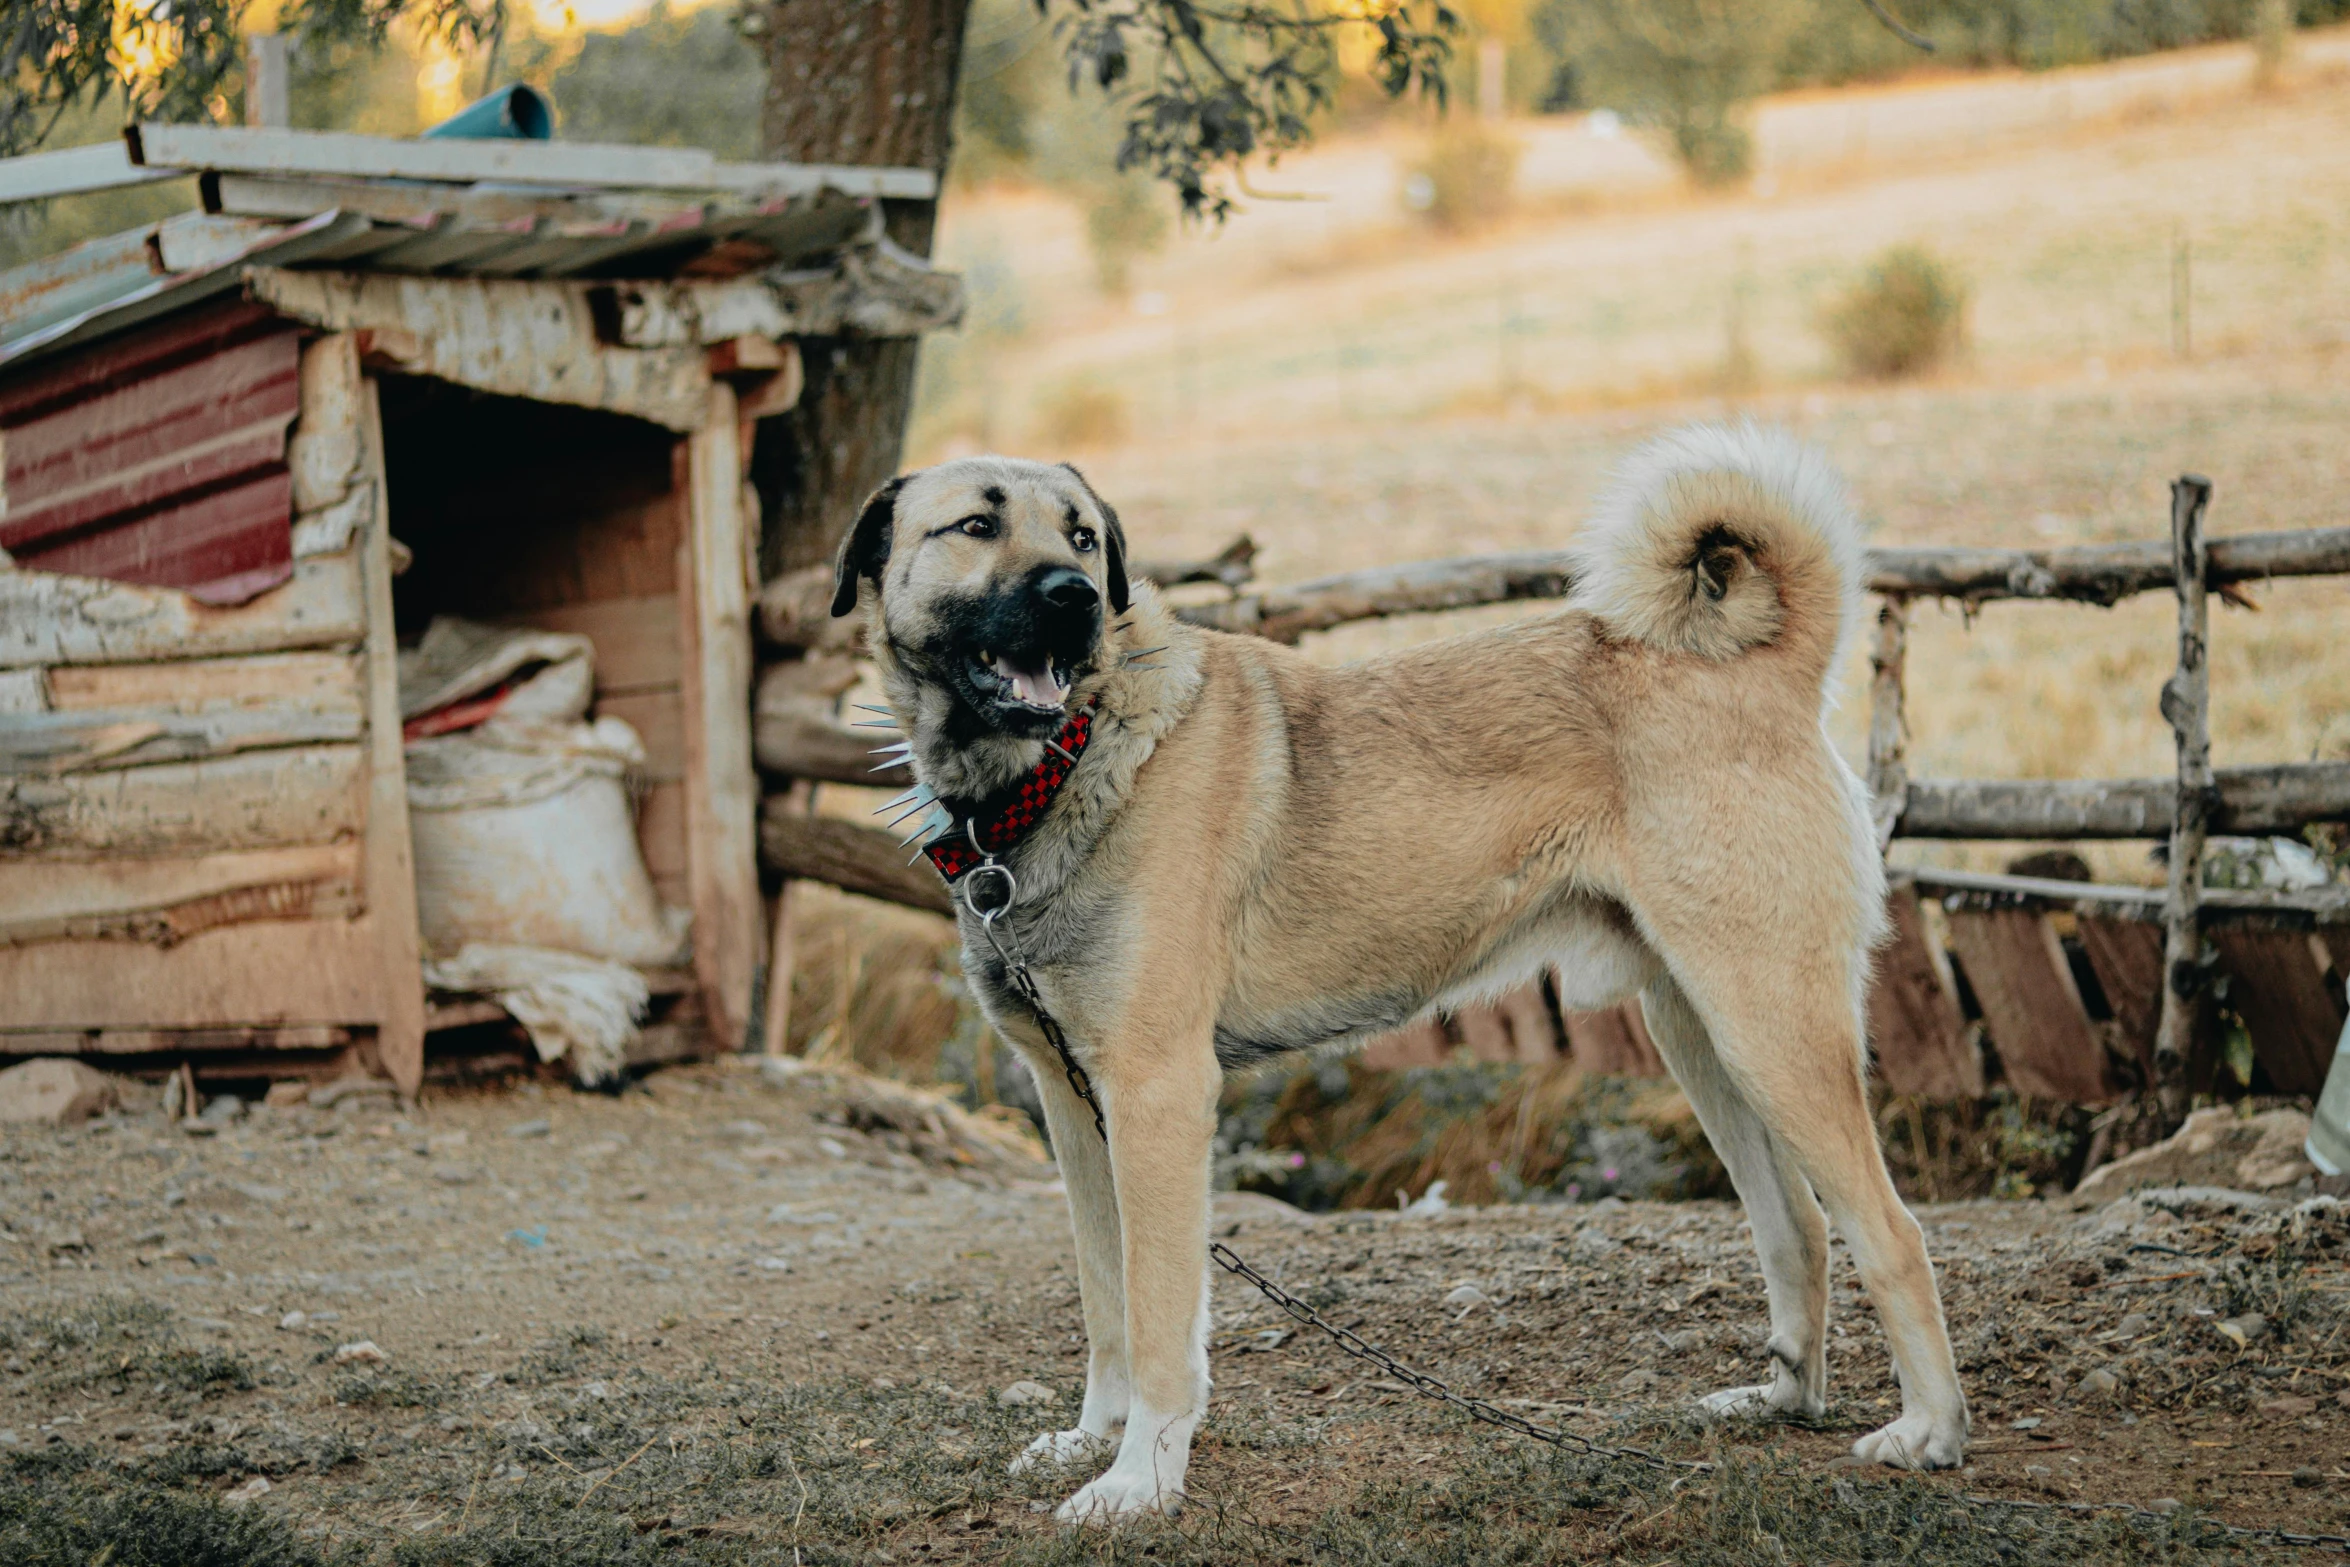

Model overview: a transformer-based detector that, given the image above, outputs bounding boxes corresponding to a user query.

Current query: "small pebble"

[223,1476,272,1506]
[1443,1284,1488,1310]
[2076,1368,2121,1399]
[2149,1498,2181,1515]
[331,1340,387,1366]
[507,1119,552,1139]
[997,1380,1058,1408]
[278,1311,307,1331]
[2114,1313,2150,1338]
[2293,1467,2324,1489]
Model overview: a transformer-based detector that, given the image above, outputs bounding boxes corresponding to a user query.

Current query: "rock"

[0,1059,120,1126]
[2215,1313,2268,1348]
[1212,1191,1318,1228]
[309,1076,398,1109]
[263,1081,311,1108]
[507,1119,552,1139]
[2114,1313,2150,1339]
[2149,1498,2181,1515]
[1443,1284,1489,1310]
[997,1380,1058,1408]
[1616,1367,1659,1395]
[1401,1180,1452,1217]
[2076,1368,2122,1400]
[279,1311,308,1331]
[223,1476,272,1506]
[332,1340,387,1366]
[198,1094,244,1125]
[2294,1467,2324,1489]
[2075,1109,2313,1202]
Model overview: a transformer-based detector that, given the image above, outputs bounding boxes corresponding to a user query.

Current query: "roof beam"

[0,141,180,204]
[130,124,936,201]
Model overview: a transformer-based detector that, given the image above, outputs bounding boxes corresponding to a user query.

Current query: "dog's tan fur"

[838,425,1968,1522]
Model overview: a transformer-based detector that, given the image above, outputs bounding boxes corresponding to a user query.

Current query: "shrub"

[1402,122,1522,232]
[1819,244,1970,379]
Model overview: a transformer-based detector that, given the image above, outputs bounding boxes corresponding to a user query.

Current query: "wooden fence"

[755,490,2350,1105]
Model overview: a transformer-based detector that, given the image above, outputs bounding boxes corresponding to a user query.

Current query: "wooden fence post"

[2154,474,2214,1116]
[1868,595,1909,850]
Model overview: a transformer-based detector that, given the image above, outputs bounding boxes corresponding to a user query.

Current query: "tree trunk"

[752,0,972,575]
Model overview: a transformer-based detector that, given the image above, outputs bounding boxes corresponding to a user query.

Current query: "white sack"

[421,943,649,1086]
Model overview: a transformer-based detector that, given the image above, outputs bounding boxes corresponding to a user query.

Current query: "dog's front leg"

[1055,1040,1219,1524]
[1009,1055,1130,1473]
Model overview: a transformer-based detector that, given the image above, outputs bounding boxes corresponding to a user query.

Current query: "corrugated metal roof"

[0,178,883,374]
[0,297,301,602]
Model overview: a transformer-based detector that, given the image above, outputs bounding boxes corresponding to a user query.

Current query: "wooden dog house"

[0,125,956,1093]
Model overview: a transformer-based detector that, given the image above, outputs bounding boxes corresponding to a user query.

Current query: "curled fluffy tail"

[1568,423,1863,681]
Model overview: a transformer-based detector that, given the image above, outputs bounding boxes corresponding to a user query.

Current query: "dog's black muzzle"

[931,565,1102,738]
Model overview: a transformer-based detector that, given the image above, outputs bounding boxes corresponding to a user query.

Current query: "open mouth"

[969,648,1071,713]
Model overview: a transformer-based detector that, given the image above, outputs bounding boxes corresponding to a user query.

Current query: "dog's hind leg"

[1658,949,1969,1470]
[1009,1056,1131,1475]
[1640,974,1829,1422]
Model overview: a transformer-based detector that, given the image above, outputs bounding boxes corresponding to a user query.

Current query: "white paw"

[1056,1467,1182,1524]
[1849,1410,1967,1470]
[1697,1382,1822,1421]
[1009,1428,1114,1475]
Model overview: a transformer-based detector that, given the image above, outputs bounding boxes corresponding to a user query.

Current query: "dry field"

[10,1068,2350,1564]
[909,66,2350,880]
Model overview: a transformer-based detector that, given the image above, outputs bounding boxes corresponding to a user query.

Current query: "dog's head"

[830,457,1128,741]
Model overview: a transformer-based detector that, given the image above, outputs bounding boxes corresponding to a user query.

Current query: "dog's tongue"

[994,655,1064,709]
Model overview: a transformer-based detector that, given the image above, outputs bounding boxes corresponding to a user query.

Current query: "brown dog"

[831,424,1968,1521]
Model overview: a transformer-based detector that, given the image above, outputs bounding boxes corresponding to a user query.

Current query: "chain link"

[958,834,2349,1554]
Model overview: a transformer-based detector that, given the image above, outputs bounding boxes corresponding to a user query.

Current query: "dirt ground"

[8,1060,2350,1563]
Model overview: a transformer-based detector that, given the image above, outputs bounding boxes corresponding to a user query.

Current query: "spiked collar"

[864,703,1098,883]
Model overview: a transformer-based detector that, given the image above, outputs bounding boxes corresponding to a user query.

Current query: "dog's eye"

[1070,526,1097,553]
[956,515,997,539]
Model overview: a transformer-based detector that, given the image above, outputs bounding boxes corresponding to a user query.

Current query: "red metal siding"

[0,299,299,604]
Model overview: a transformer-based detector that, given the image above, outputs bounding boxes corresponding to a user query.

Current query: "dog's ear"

[831,477,905,618]
[1060,463,1129,614]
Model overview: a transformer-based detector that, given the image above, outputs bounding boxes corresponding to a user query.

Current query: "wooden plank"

[1563,1000,1666,1077]
[45,651,360,710]
[680,381,762,1049]
[1866,596,1908,849]
[354,370,427,1096]
[84,1024,349,1053]
[637,779,690,882]
[0,695,363,774]
[0,140,177,204]
[0,744,364,858]
[510,597,681,693]
[1867,882,1981,1098]
[0,842,363,946]
[131,122,724,191]
[0,916,400,1028]
[1905,865,2350,920]
[0,550,364,670]
[2211,927,2345,1096]
[1943,907,2118,1104]
[597,689,685,784]
[758,808,951,917]
[245,268,712,432]
[2077,915,2165,1080]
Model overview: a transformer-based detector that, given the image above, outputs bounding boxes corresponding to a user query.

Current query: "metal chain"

[1211,1242,2350,1555]
[1206,1239,1709,1473]
[956,837,2350,1554]
[958,853,1107,1142]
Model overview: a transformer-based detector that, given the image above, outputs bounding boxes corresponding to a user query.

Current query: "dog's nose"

[1034,567,1099,616]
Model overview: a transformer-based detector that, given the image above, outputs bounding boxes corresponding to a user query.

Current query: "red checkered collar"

[923,703,1096,882]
